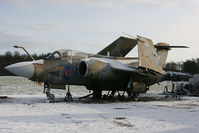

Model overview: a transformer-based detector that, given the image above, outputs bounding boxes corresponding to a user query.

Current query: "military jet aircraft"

[5,35,188,102]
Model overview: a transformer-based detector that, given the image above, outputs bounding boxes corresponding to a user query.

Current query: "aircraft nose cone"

[5,61,35,78]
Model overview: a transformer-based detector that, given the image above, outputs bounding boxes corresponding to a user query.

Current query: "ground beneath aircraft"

[0,77,199,133]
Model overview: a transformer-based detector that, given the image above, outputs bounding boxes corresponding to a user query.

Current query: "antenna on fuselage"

[13,46,35,61]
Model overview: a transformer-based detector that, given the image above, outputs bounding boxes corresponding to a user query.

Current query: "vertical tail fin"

[137,35,188,73]
[155,43,170,68]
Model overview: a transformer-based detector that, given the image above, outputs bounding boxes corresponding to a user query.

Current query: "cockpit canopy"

[47,49,89,60]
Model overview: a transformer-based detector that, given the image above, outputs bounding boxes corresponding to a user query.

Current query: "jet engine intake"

[78,59,113,80]
[79,61,88,76]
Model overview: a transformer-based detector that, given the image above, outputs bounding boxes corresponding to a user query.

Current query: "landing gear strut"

[44,83,55,103]
[64,85,73,102]
[127,79,140,101]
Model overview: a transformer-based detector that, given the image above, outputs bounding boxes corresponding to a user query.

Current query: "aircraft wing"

[109,60,138,73]
[98,36,137,57]
[87,57,139,75]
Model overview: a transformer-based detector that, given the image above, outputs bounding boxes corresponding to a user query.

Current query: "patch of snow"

[0,77,199,133]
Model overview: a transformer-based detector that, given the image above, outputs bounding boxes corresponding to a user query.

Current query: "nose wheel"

[44,83,56,103]
[48,93,55,103]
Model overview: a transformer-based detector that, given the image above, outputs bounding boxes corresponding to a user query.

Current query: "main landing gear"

[127,79,140,101]
[64,85,73,102]
[127,91,140,101]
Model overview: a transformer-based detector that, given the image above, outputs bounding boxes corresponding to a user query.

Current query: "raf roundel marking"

[63,66,74,80]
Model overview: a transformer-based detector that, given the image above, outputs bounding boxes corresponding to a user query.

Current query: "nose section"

[5,61,35,78]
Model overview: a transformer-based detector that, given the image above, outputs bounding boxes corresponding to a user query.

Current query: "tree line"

[0,51,198,76]
[164,58,199,74]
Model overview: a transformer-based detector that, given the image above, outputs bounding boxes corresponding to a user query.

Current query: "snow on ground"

[0,77,199,133]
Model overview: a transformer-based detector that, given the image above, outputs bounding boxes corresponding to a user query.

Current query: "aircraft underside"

[42,74,163,102]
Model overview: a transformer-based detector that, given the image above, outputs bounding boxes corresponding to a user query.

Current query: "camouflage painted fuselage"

[30,53,165,93]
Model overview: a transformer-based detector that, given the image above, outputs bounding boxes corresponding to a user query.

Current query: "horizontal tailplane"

[155,45,188,50]
[155,43,188,68]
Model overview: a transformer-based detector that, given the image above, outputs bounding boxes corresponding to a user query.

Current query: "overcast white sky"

[0,0,199,62]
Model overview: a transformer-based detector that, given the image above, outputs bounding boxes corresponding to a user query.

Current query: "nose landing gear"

[44,83,56,103]
[44,83,73,103]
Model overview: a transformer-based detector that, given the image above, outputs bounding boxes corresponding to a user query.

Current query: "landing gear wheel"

[64,92,73,102]
[127,90,140,101]
[132,93,140,101]
[93,90,102,99]
[49,94,55,103]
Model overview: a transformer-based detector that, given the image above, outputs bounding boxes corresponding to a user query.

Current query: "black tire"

[49,94,55,103]
[132,93,140,101]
